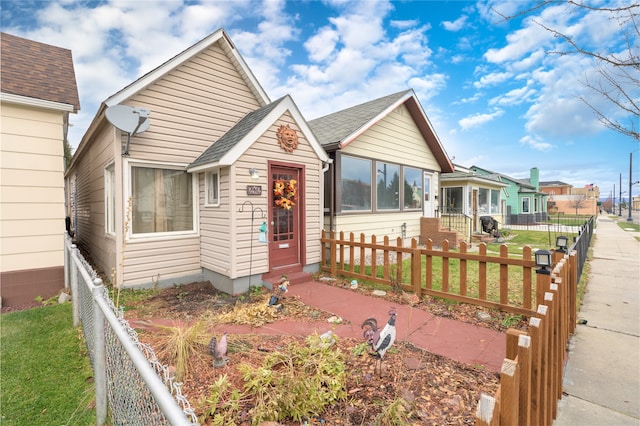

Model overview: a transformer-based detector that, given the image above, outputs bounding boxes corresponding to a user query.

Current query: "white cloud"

[458,109,504,130]
[473,71,512,89]
[442,15,468,32]
[489,83,537,106]
[520,135,553,151]
[304,27,339,62]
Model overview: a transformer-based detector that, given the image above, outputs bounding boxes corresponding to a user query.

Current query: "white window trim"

[124,158,199,241]
[104,162,116,236]
[522,196,531,214]
[205,169,220,207]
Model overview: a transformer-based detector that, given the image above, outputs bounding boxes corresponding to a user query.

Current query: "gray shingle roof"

[308,90,411,146]
[189,97,285,169]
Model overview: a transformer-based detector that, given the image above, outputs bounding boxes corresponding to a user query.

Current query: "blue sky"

[2,0,638,201]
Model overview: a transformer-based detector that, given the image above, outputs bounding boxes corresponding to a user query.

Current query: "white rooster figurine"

[361,309,397,377]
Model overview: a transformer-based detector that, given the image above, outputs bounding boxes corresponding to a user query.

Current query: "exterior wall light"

[555,235,569,253]
[249,168,260,180]
[535,249,552,275]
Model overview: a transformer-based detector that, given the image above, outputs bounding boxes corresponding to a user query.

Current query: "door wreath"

[274,179,297,210]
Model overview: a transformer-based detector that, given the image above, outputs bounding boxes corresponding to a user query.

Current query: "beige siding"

[70,124,118,277]
[332,104,442,237]
[343,104,441,171]
[199,168,232,275]
[0,103,65,272]
[123,42,263,164]
[116,40,263,286]
[230,112,324,278]
[122,236,201,284]
[331,211,424,240]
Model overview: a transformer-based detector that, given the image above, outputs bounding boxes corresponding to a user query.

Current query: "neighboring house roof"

[539,181,572,187]
[471,165,547,196]
[0,32,80,112]
[188,95,328,172]
[441,169,508,187]
[308,89,454,173]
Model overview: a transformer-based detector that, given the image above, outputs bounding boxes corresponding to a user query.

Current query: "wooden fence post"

[330,231,337,277]
[518,335,532,426]
[536,269,552,309]
[506,328,526,360]
[536,304,549,425]
[500,358,519,425]
[411,239,422,297]
[500,245,509,305]
[528,316,542,426]
[476,393,500,426]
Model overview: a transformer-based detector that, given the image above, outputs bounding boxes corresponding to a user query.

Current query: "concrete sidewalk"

[554,216,640,425]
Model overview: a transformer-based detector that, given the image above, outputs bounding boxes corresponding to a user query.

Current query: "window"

[403,167,422,210]
[443,187,463,213]
[522,197,531,213]
[105,163,116,235]
[534,197,539,213]
[479,188,501,215]
[340,156,371,211]
[490,189,500,214]
[131,165,194,234]
[376,161,400,210]
[205,170,219,206]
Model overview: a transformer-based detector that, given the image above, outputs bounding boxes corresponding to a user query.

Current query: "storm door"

[269,166,301,269]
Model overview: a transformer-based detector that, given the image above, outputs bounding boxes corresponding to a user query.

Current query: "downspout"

[322,159,333,232]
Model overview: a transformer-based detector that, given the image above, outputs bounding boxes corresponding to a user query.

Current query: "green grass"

[617,221,640,232]
[1,303,95,426]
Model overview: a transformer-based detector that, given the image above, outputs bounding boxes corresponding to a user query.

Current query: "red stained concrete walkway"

[206,280,506,372]
[284,280,506,372]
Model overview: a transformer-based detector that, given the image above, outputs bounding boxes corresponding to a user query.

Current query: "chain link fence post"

[92,279,107,426]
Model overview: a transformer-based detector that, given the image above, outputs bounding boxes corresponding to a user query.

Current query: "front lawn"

[0,303,95,426]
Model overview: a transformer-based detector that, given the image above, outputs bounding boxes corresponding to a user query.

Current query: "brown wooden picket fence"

[475,251,577,425]
[320,230,538,316]
[320,231,579,425]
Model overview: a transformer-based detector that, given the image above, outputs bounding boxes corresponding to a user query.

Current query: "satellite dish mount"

[105,105,151,156]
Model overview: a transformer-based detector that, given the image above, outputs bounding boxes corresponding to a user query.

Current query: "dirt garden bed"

[120,280,527,425]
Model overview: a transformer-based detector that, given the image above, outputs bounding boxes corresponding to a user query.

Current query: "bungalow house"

[470,166,548,225]
[65,29,328,294]
[0,33,80,307]
[308,90,455,241]
[440,164,509,240]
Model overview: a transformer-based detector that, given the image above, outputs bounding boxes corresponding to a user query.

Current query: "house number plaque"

[246,185,262,195]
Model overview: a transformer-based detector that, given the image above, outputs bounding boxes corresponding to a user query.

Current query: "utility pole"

[628,152,634,222]
[613,184,616,215]
[619,173,622,216]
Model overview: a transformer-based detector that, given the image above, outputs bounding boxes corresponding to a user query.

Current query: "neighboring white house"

[0,33,80,307]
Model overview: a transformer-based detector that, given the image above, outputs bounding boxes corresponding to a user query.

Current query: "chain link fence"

[65,235,199,425]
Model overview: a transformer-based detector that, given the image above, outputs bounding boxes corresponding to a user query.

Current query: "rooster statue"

[361,309,397,377]
[208,332,228,368]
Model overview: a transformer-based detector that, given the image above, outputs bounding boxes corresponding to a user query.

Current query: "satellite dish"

[105,105,151,156]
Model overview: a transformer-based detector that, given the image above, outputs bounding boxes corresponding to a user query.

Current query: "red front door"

[269,166,301,269]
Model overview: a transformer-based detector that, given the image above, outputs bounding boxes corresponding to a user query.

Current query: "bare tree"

[569,195,588,215]
[494,2,640,140]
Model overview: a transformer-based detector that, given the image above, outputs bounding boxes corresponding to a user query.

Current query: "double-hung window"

[522,197,531,213]
[130,164,194,235]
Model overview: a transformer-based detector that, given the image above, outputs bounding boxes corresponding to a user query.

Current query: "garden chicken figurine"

[208,332,228,368]
[361,308,397,377]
